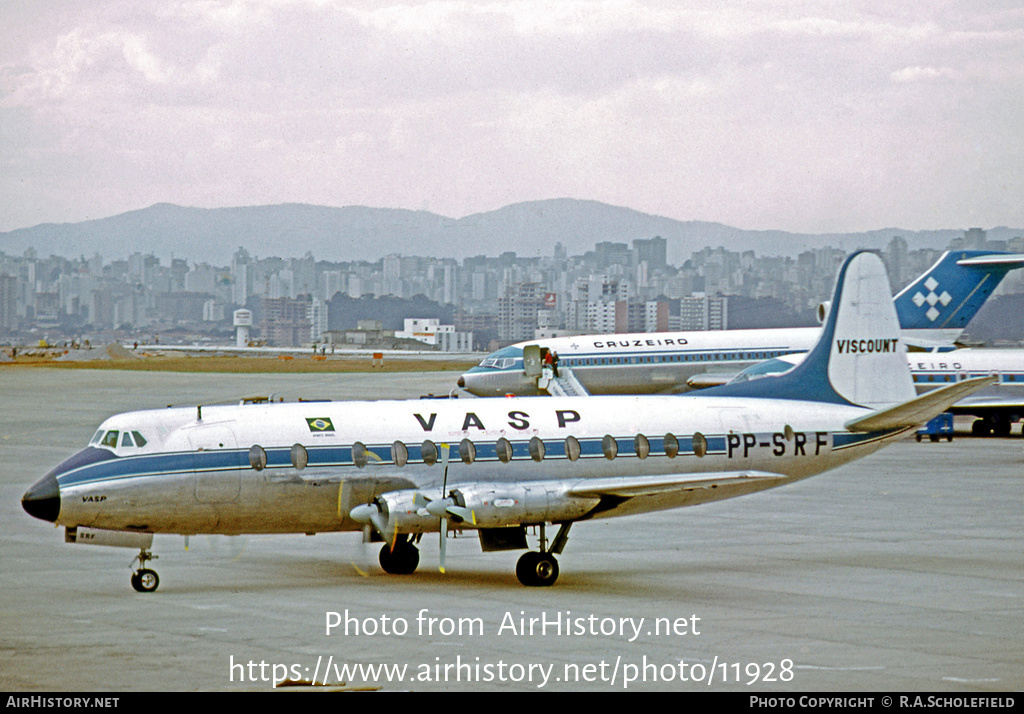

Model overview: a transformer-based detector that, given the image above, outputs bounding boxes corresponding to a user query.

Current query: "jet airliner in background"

[22,252,992,591]
[459,251,1024,435]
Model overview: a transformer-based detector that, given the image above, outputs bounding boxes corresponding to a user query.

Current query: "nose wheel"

[130,548,160,592]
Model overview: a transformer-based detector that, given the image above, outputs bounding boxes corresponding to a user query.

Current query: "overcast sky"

[2,1,1022,235]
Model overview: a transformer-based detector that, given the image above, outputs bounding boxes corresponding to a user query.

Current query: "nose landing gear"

[130,548,160,592]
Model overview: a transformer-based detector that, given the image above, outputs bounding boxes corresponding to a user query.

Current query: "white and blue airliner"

[459,250,1024,399]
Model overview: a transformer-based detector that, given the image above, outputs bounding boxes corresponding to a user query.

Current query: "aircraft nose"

[22,473,60,523]
[457,376,466,388]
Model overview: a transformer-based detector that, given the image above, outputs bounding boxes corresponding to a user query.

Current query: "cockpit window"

[90,429,104,445]
[101,430,119,448]
[132,431,147,447]
[479,357,518,369]
[121,432,135,448]
[477,346,523,369]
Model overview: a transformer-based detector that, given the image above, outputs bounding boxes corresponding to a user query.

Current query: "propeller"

[349,501,388,540]
[412,443,477,574]
[437,443,450,573]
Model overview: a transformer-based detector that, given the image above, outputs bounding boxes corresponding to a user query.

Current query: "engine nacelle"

[816,301,831,324]
[357,484,600,534]
[368,490,438,534]
[448,483,598,529]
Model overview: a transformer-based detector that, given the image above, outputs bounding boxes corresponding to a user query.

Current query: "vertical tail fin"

[699,251,916,409]
[893,250,1024,344]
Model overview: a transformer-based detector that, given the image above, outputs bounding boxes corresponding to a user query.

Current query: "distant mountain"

[2,200,1020,266]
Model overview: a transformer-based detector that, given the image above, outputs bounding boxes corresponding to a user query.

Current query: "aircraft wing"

[844,375,996,432]
[568,470,787,498]
[947,395,1024,412]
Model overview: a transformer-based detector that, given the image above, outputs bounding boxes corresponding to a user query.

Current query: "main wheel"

[379,540,420,575]
[131,569,159,593]
[516,551,559,587]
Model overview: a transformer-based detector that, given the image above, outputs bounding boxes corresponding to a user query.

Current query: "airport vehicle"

[22,253,992,591]
[459,251,1024,397]
[916,413,954,442]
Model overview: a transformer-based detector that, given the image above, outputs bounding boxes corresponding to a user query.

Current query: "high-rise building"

[498,282,546,342]
[0,275,17,331]
[261,296,312,347]
[679,292,728,331]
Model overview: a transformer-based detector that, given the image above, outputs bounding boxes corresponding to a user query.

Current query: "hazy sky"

[2,1,1023,234]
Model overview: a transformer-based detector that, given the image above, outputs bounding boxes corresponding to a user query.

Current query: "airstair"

[539,367,589,397]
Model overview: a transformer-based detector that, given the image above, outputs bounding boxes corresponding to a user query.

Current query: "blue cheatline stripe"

[831,428,910,450]
[476,348,808,374]
[58,427,862,490]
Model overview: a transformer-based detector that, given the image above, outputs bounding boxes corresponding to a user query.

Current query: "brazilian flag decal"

[306,417,335,432]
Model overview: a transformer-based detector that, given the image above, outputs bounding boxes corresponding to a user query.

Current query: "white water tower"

[233,309,252,348]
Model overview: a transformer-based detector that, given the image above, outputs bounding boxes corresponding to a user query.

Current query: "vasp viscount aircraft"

[22,253,993,591]
[459,250,1024,398]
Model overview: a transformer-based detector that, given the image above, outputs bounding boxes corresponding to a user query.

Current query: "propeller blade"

[446,505,476,525]
[438,443,451,573]
[350,525,372,577]
[439,516,447,574]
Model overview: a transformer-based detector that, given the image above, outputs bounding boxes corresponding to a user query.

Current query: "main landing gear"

[130,548,160,593]
[971,417,1014,437]
[374,524,574,586]
[515,522,572,587]
[378,535,420,575]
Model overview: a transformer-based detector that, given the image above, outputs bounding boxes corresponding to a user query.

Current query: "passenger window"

[290,443,308,470]
[664,433,679,458]
[102,431,119,448]
[529,436,545,462]
[131,431,147,447]
[392,441,408,468]
[459,438,476,464]
[249,445,267,471]
[602,434,618,460]
[634,434,650,459]
[692,432,707,458]
[352,442,369,469]
[496,438,513,463]
[421,440,438,466]
[565,435,581,462]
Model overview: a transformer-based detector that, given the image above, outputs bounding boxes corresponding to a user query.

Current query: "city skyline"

[5,227,1022,347]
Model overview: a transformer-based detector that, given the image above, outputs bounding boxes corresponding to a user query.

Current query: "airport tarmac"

[1,368,1022,692]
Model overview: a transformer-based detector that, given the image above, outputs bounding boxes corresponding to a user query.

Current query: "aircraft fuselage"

[37,395,903,538]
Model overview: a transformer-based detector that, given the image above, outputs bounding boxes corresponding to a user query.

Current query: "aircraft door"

[188,426,242,503]
[523,345,543,378]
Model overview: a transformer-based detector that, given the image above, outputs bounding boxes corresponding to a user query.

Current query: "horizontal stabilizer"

[568,471,787,499]
[956,253,1024,268]
[844,375,995,432]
